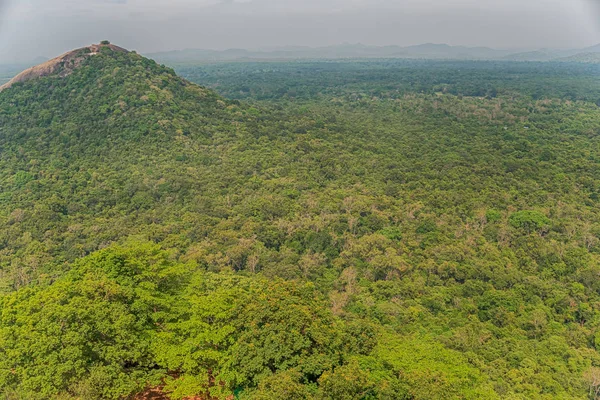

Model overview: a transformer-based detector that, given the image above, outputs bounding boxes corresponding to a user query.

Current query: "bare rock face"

[0,43,128,91]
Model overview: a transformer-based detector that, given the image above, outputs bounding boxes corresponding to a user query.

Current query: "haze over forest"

[0,0,599,63]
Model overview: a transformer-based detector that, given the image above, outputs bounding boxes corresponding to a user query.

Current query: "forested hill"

[1,44,600,399]
[0,43,253,287]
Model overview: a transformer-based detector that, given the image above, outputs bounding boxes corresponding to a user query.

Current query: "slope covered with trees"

[1,44,600,399]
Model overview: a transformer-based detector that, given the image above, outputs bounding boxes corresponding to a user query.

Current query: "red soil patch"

[131,372,233,400]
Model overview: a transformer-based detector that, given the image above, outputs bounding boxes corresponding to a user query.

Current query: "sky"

[0,0,598,63]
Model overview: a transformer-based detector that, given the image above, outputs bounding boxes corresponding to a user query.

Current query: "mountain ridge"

[145,42,600,63]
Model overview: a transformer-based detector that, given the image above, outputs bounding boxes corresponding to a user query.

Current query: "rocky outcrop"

[0,43,128,91]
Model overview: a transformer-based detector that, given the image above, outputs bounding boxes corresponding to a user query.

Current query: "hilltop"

[0,42,128,91]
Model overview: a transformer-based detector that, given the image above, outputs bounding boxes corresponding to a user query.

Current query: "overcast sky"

[0,0,598,63]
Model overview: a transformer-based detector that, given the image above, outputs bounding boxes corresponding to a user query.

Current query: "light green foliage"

[155,273,251,399]
[0,242,183,399]
[373,334,498,400]
[509,210,551,233]
[242,370,313,400]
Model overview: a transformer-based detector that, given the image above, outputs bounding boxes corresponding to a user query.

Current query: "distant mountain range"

[501,44,600,62]
[145,43,600,64]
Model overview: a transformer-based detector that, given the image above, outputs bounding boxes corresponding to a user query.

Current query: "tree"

[0,242,186,399]
[509,210,551,234]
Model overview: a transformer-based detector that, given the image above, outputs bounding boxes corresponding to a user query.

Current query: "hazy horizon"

[0,0,599,63]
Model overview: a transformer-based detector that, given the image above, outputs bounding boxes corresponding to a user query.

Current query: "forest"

[1,46,600,399]
[173,59,600,103]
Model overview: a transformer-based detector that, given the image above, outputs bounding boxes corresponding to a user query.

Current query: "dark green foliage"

[174,59,600,102]
[485,209,502,223]
[378,226,403,241]
[228,281,341,386]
